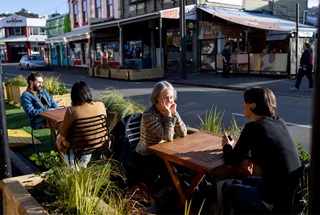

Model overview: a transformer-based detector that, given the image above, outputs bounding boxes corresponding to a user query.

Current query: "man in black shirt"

[222,42,231,78]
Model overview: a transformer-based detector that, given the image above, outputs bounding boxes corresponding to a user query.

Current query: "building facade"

[0,15,48,63]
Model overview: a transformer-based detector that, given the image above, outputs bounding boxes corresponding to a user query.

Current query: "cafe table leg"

[163,158,206,212]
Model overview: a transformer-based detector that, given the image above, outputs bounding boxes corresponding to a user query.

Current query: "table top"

[148,131,226,173]
[38,107,68,124]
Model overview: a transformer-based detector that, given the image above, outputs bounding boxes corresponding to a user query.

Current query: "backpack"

[110,113,142,169]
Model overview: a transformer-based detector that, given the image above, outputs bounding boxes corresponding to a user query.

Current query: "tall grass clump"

[34,159,135,214]
[5,75,28,86]
[95,88,145,129]
[197,105,225,133]
[43,75,68,95]
[224,115,243,139]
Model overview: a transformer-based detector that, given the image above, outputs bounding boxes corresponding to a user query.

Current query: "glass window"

[73,3,79,24]
[82,0,87,23]
[95,0,101,18]
[8,27,26,36]
[107,0,113,17]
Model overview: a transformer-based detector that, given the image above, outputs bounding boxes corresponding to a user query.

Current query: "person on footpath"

[222,41,231,78]
[21,72,59,129]
[221,86,301,214]
[290,42,314,92]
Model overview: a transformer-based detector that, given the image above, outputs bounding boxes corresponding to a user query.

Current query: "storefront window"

[124,40,141,59]
[8,27,26,36]
[74,44,81,60]
[103,42,119,62]
[96,43,102,61]
[0,45,7,61]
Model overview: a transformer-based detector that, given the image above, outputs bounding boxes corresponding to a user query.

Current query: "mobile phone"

[227,134,233,141]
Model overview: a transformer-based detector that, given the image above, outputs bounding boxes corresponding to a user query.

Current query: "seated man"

[21,72,59,129]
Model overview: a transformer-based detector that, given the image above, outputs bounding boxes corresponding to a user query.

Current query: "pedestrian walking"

[222,42,231,78]
[290,43,314,92]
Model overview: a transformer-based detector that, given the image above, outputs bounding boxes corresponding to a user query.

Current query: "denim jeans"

[223,177,272,214]
[62,150,92,169]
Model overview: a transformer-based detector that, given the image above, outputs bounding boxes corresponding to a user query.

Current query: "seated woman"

[57,81,107,168]
[135,81,187,178]
[221,86,301,214]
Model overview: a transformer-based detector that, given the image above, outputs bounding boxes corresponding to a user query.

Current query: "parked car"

[19,55,50,70]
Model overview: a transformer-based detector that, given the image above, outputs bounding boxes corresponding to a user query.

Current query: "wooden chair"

[68,114,111,165]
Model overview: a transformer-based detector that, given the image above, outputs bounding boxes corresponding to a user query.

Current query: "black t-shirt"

[223,116,301,205]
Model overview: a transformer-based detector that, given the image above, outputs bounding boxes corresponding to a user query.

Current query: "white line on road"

[232,113,312,129]
[4,73,18,77]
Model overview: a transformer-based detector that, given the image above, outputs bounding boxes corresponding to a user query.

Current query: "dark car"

[19,55,50,70]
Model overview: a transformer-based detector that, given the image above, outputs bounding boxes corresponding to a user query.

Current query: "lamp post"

[180,0,187,79]
[0,61,12,180]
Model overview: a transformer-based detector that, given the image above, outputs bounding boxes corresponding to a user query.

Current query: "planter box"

[11,86,27,105]
[52,93,71,107]
[95,67,110,78]
[0,174,48,215]
[3,82,7,100]
[109,68,164,81]
[5,85,27,105]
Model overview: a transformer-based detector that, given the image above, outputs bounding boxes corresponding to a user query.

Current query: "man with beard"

[21,72,59,129]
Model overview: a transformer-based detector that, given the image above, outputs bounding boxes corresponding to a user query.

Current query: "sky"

[0,0,68,15]
[0,0,319,15]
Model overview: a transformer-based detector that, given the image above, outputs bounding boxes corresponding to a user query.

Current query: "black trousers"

[223,62,231,78]
[295,68,313,89]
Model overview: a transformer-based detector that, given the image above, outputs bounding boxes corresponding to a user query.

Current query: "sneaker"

[305,88,313,92]
[290,87,298,91]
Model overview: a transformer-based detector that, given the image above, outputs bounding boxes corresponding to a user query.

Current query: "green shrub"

[295,141,311,165]
[5,75,28,86]
[43,75,68,95]
[29,150,63,171]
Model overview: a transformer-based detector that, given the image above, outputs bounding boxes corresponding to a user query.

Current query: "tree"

[15,8,39,18]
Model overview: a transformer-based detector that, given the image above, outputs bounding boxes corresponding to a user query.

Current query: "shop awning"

[199,6,317,35]
[160,4,196,20]
[0,36,28,42]
[91,12,160,31]
[45,26,90,43]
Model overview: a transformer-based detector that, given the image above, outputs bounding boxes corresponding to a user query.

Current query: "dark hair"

[225,42,231,47]
[71,81,93,106]
[304,43,311,49]
[27,72,43,87]
[244,86,276,117]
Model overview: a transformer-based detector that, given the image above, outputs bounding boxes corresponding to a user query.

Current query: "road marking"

[232,113,312,129]
[4,73,18,77]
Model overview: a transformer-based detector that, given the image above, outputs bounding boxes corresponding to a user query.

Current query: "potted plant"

[0,157,146,215]
[5,75,28,105]
[94,64,110,78]
[95,88,145,130]
[43,75,71,107]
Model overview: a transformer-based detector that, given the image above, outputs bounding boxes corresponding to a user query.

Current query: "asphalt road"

[1,63,313,154]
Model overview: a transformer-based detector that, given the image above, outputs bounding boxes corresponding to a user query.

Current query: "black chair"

[272,164,310,214]
[68,114,111,166]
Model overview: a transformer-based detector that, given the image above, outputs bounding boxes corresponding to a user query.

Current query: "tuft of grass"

[43,75,68,95]
[224,115,243,139]
[5,75,28,87]
[39,160,132,214]
[197,105,225,133]
[95,88,145,129]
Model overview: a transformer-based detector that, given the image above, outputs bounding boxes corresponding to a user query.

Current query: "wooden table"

[148,131,228,208]
[38,107,68,143]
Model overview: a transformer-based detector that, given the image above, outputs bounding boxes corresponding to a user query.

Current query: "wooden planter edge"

[0,174,48,215]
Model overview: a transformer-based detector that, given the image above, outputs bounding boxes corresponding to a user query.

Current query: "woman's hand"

[221,133,235,148]
[159,99,177,118]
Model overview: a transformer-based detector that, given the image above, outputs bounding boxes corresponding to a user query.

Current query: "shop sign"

[6,17,23,23]
[160,4,196,20]
[45,14,71,38]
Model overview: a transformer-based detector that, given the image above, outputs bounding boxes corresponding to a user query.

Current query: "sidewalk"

[165,72,314,99]
[51,65,314,99]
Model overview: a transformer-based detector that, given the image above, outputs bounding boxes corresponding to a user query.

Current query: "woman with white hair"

[134,81,187,182]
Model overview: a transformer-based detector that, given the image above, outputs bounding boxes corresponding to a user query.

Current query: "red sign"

[6,18,23,23]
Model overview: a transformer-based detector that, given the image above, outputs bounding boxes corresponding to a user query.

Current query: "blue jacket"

[21,88,59,129]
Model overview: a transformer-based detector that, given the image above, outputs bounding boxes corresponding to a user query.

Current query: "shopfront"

[198,6,317,76]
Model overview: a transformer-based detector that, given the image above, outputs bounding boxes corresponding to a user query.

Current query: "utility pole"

[0,61,12,179]
[180,0,187,79]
